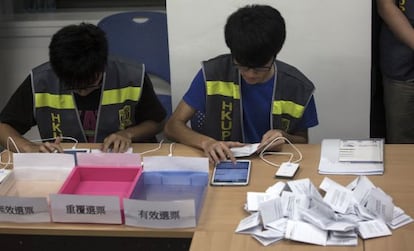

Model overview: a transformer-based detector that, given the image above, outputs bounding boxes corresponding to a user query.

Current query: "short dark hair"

[224,5,286,67]
[49,23,108,89]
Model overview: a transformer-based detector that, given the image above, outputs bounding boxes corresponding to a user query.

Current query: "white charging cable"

[31,136,79,149]
[0,136,21,168]
[139,139,164,155]
[258,136,303,167]
[168,142,176,157]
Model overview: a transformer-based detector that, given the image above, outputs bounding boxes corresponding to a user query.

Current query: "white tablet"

[211,160,251,186]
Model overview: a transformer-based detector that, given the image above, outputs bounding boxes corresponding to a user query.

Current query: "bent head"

[49,23,108,94]
[225,5,285,84]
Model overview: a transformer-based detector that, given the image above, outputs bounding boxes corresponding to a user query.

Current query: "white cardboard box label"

[124,199,196,228]
[0,196,50,222]
[50,194,122,224]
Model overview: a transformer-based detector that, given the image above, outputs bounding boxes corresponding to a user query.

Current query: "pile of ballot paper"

[235,176,413,246]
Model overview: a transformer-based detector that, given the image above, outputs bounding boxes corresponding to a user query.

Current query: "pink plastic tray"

[58,166,142,199]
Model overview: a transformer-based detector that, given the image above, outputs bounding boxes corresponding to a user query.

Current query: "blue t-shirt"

[184,69,318,143]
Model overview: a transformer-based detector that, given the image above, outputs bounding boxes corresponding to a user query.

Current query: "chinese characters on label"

[65,204,106,215]
[138,210,180,220]
[0,205,35,215]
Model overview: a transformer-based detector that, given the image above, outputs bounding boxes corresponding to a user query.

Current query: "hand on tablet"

[201,139,245,164]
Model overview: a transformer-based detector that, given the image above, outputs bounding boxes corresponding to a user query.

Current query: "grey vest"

[199,54,314,142]
[31,57,144,142]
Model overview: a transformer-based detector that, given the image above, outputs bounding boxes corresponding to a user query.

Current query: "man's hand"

[101,131,132,153]
[37,137,63,153]
[201,139,244,164]
[257,129,285,153]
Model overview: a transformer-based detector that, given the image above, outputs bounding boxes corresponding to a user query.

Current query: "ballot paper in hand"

[230,143,260,157]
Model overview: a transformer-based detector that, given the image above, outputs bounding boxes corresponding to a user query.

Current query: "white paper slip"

[338,139,383,163]
[230,143,260,157]
[266,218,288,233]
[318,139,384,175]
[285,220,328,246]
[264,181,286,196]
[235,212,262,234]
[365,187,394,223]
[326,231,358,246]
[348,176,376,205]
[358,220,392,239]
[252,229,284,246]
[387,206,414,229]
[388,213,414,230]
[258,197,283,228]
[246,192,279,212]
[323,184,354,214]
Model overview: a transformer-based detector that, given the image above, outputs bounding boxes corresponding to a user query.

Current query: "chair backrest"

[98,11,172,117]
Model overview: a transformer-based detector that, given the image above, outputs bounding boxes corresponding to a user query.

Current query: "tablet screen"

[211,160,251,186]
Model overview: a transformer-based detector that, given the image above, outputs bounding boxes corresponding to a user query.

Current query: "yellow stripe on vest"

[101,86,141,105]
[206,81,240,99]
[272,100,304,118]
[35,93,75,109]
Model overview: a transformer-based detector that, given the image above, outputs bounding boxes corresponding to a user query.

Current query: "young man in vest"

[164,5,318,163]
[0,23,166,153]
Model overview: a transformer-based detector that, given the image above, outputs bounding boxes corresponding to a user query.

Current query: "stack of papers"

[318,139,384,175]
[235,176,413,246]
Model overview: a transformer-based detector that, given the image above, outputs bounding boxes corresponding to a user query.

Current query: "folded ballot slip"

[230,143,260,157]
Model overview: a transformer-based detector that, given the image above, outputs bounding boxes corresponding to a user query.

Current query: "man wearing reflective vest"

[0,23,166,153]
[165,5,318,163]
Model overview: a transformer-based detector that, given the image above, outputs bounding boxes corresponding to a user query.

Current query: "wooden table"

[191,144,414,251]
[1,143,413,251]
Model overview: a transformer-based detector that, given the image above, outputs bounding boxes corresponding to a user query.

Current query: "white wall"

[167,0,372,143]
